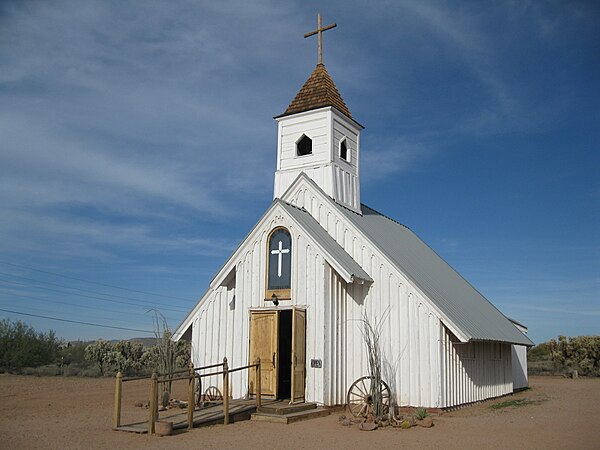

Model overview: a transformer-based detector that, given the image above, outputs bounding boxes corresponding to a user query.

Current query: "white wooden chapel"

[174,15,532,408]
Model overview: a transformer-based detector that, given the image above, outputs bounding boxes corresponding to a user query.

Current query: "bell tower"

[273,15,363,214]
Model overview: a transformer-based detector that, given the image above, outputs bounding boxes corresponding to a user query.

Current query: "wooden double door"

[249,308,306,402]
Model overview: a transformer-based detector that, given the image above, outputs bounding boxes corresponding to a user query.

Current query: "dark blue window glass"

[268,229,292,290]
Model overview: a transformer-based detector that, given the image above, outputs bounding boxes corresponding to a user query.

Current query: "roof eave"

[274,105,364,129]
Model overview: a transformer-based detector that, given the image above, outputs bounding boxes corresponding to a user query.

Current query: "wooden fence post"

[255,358,261,408]
[187,363,194,430]
[114,371,122,429]
[223,357,229,425]
[148,372,158,435]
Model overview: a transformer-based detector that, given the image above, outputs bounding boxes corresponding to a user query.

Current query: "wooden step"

[251,407,330,424]
[257,402,317,415]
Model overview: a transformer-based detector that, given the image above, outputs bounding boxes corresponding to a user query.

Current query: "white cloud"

[0,0,296,264]
[361,136,432,181]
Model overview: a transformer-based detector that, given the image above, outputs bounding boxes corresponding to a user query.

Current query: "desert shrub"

[415,407,428,420]
[548,335,600,377]
[36,364,62,376]
[83,336,188,377]
[528,342,552,361]
[141,336,191,373]
[107,341,145,375]
[143,312,192,397]
[59,341,89,366]
[84,340,148,376]
[360,312,386,419]
[84,340,113,376]
[527,342,558,375]
[60,363,100,377]
[0,319,61,370]
[62,363,100,377]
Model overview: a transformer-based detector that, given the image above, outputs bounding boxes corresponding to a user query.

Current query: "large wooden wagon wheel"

[202,386,223,402]
[346,376,391,418]
[194,374,203,406]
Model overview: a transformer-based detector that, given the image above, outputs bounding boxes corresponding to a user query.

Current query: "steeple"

[279,63,352,119]
[273,15,363,214]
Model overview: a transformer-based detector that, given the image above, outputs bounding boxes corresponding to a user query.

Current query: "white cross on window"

[271,240,290,277]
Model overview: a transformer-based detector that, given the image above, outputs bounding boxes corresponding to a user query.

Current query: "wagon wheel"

[203,386,223,402]
[346,376,391,418]
[194,374,203,407]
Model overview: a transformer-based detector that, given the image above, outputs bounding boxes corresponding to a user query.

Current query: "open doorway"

[248,308,305,401]
[277,309,292,399]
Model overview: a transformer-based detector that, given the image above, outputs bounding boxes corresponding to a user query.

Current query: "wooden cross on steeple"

[304,13,337,65]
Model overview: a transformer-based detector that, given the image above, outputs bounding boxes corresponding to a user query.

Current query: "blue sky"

[0,1,598,344]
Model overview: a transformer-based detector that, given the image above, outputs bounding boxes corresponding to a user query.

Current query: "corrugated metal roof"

[279,200,372,283]
[334,203,533,346]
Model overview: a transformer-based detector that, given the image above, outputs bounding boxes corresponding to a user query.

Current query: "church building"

[174,19,532,409]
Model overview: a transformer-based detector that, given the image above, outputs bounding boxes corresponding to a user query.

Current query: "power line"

[0,288,182,319]
[0,307,154,334]
[0,300,158,329]
[0,270,193,308]
[0,260,194,302]
[0,278,189,313]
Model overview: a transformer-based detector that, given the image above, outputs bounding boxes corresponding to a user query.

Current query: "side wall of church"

[323,266,443,407]
[186,180,513,408]
[288,182,445,408]
[440,328,513,407]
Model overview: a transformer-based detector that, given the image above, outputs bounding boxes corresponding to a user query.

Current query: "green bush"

[548,335,600,377]
[59,341,89,366]
[83,337,190,377]
[62,364,101,377]
[24,364,62,376]
[0,319,192,378]
[527,342,559,375]
[415,407,428,420]
[0,319,61,370]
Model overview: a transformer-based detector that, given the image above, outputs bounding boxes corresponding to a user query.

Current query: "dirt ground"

[0,375,598,450]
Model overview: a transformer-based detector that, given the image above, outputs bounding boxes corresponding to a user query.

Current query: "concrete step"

[257,402,317,415]
[251,407,330,424]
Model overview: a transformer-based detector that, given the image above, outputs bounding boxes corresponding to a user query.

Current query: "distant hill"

[125,337,157,348]
[68,337,157,348]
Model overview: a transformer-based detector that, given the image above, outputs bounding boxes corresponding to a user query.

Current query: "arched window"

[266,227,292,299]
[296,134,312,156]
[340,138,348,161]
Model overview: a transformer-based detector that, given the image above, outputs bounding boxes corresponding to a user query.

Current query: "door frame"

[290,306,306,404]
[248,306,307,401]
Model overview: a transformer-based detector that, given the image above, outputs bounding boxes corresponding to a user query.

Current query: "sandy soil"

[0,375,598,450]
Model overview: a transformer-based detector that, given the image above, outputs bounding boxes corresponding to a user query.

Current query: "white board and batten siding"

[286,180,445,408]
[331,114,361,211]
[440,328,513,408]
[285,178,519,408]
[274,108,332,201]
[185,175,520,409]
[275,107,362,214]
[185,192,444,407]
[187,205,332,403]
[511,321,529,391]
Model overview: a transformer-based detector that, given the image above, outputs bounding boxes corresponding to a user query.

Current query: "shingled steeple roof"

[278,63,352,119]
